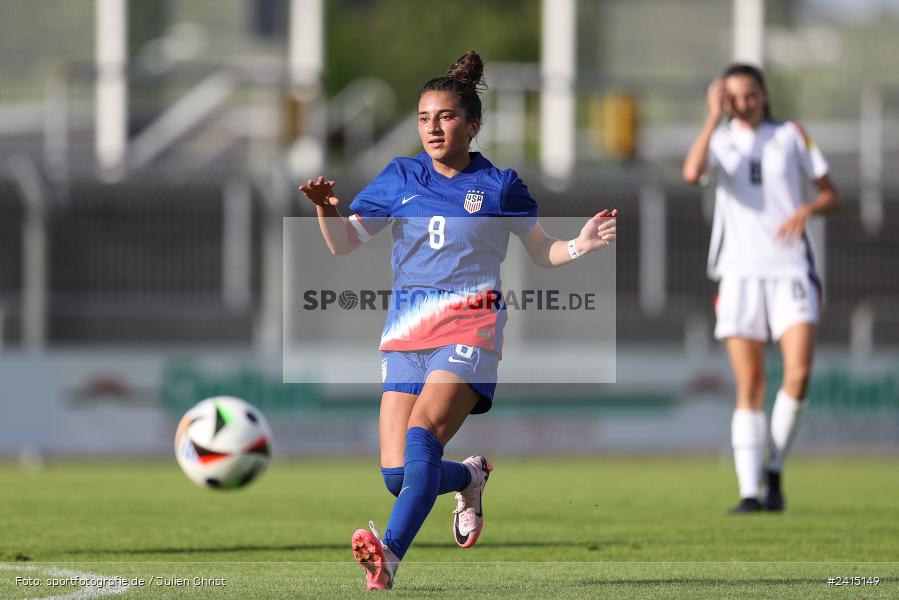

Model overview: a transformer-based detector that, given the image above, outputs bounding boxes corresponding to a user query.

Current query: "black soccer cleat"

[764,469,785,512]
[728,497,763,514]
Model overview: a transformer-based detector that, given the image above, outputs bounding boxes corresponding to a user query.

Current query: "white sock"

[767,388,804,472]
[732,409,766,499]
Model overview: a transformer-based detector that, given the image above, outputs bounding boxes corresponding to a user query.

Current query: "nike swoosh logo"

[476,459,487,517]
[447,356,472,364]
[401,194,419,205]
[399,486,410,495]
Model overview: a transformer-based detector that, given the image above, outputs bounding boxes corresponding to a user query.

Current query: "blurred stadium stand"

[0,166,896,347]
[0,1,896,462]
[1,0,898,352]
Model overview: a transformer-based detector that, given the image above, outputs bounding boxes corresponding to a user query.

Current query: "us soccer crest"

[464,189,484,214]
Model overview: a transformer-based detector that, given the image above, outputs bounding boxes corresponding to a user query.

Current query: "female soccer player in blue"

[300,50,617,590]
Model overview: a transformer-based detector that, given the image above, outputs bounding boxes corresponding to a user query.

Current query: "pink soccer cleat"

[351,521,399,591]
[453,455,493,548]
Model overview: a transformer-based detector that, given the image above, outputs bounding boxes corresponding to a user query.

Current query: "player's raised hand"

[575,208,618,253]
[299,176,339,208]
[707,79,725,122]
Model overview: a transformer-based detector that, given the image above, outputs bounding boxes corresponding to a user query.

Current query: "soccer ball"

[174,396,273,490]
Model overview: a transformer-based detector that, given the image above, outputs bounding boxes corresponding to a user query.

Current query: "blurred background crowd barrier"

[0,0,897,456]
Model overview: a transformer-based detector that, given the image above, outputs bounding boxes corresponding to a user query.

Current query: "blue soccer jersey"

[347,151,538,353]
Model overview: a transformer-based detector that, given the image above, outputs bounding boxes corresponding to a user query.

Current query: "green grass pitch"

[2,457,897,598]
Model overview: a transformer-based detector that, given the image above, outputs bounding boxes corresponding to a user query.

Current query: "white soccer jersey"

[706,119,829,280]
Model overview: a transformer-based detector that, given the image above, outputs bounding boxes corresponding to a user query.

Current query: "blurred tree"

[324,0,540,111]
[0,0,95,103]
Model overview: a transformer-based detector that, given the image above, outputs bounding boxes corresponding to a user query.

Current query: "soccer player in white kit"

[683,64,842,513]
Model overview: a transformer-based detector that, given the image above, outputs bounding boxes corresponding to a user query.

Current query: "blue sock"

[381,467,404,497]
[440,461,471,494]
[382,427,443,559]
[382,463,469,498]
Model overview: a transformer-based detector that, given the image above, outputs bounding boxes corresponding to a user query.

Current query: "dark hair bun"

[447,50,485,89]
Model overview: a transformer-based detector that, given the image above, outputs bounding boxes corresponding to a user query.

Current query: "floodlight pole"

[256,167,289,357]
[859,84,883,234]
[287,0,325,177]
[540,0,577,187]
[639,182,666,317]
[10,157,48,350]
[732,0,765,65]
[223,179,253,313]
[95,0,128,181]
[261,0,326,358]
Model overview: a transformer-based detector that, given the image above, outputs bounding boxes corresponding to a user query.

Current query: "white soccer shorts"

[714,275,819,342]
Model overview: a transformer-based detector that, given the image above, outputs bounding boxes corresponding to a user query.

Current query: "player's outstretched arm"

[298,176,358,256]
[520,209,617,268]
[683,79,724,184]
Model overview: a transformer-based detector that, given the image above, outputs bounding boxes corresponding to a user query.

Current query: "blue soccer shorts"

[381,343,499,414]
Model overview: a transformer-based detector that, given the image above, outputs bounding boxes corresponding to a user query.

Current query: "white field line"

[0,563,129,600]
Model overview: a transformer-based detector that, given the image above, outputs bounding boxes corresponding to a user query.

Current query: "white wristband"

[567,239,582,260]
